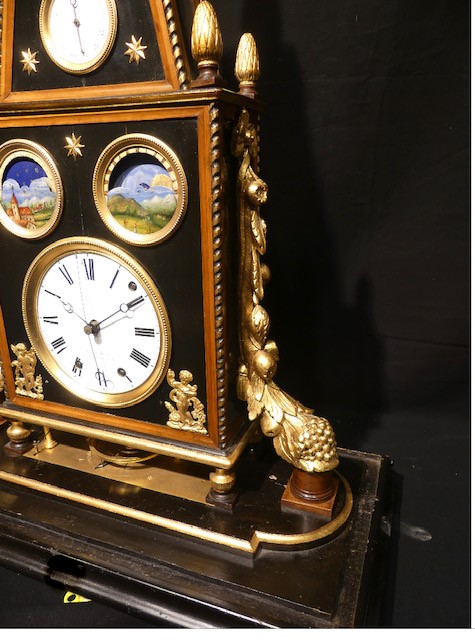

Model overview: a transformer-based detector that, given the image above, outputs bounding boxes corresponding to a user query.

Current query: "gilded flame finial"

[235,33,260,98]
[191,1,224,87]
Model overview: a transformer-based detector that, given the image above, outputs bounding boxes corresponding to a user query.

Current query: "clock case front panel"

[0,0,190,106]
[0,102,246,458]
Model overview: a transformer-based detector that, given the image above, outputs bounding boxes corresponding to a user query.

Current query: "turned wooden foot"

[281,468,339,519]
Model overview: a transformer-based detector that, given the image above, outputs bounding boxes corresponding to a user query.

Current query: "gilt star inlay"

[20,48,40,75]
[64,133,85,159]
[124,36,147,65]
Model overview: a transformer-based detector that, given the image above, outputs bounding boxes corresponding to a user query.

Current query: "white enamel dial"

[39,0,118,74]
[23,238,171,408]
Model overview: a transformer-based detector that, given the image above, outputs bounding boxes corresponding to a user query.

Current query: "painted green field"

[112,212,171,234]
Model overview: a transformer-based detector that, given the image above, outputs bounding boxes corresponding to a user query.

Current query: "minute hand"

[71,0,85,55]
[85,296,145,335]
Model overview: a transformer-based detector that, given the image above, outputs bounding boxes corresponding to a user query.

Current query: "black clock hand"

[84,296,145,335]
[44,288,88,323]
[123,295,145,310]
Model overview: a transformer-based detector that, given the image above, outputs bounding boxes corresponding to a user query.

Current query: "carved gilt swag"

[233,109,338,474]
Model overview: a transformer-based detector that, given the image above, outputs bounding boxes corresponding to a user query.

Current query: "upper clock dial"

[39,0,118,74]
[22,237,171,408]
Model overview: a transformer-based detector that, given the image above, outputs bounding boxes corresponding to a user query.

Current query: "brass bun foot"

[206,468,238,511]
[4,421,33,457]
[281,469,339,519]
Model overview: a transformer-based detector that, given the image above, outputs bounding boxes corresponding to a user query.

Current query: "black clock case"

[0,96,250,457]
[0,0,393,628]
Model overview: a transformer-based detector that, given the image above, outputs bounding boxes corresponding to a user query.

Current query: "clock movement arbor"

[0,0,390,628]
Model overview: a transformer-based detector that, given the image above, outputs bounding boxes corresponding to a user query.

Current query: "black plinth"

[0,441,392,628]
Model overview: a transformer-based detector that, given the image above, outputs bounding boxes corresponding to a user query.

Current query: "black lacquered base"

[0,436,392,628]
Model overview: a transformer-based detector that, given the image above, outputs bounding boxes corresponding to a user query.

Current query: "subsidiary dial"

[39,0,118,74]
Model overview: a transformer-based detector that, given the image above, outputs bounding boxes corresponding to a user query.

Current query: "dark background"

[0,0,470,629]
[216,0,469,628]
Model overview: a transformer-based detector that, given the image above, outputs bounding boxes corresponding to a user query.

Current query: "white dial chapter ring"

[22,237,171,408]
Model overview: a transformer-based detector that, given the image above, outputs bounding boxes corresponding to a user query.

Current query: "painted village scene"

[107,157,178,236]
[1,158,56,231]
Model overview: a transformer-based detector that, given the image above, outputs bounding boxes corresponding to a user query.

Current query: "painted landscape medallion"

[0,140,63,239]
[107,154,178,236]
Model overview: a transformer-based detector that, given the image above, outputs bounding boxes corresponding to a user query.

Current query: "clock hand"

[84,295,145,335]
[43,288,88,323]
[83,328,110,388]
[70,0,85,56]
[60,299,88,323]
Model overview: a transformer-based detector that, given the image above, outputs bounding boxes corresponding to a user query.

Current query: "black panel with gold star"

[0,0,190,106]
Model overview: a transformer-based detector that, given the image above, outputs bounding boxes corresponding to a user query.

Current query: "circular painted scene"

[0,140,63,239]
[94,134,188,246]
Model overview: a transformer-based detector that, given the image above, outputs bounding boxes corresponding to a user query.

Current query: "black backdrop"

[0,0,470,629]
[216,0,470,628]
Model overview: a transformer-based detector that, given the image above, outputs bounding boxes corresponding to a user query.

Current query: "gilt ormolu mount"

[0,1,390,627]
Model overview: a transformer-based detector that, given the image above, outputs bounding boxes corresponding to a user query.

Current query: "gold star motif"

[64,133,85,159]
[20,48,39,75]
[124,36,147,65]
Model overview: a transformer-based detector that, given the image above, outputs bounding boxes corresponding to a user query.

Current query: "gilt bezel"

[22,236,172,408]
[39,0,118,75]
[93,133,188,247]
[0,138,63,240]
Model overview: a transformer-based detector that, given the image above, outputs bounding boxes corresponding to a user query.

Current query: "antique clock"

[0,0,388,628]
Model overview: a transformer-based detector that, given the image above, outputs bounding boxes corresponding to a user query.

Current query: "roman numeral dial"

[130,348,151,368]
[22,237,171,408]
